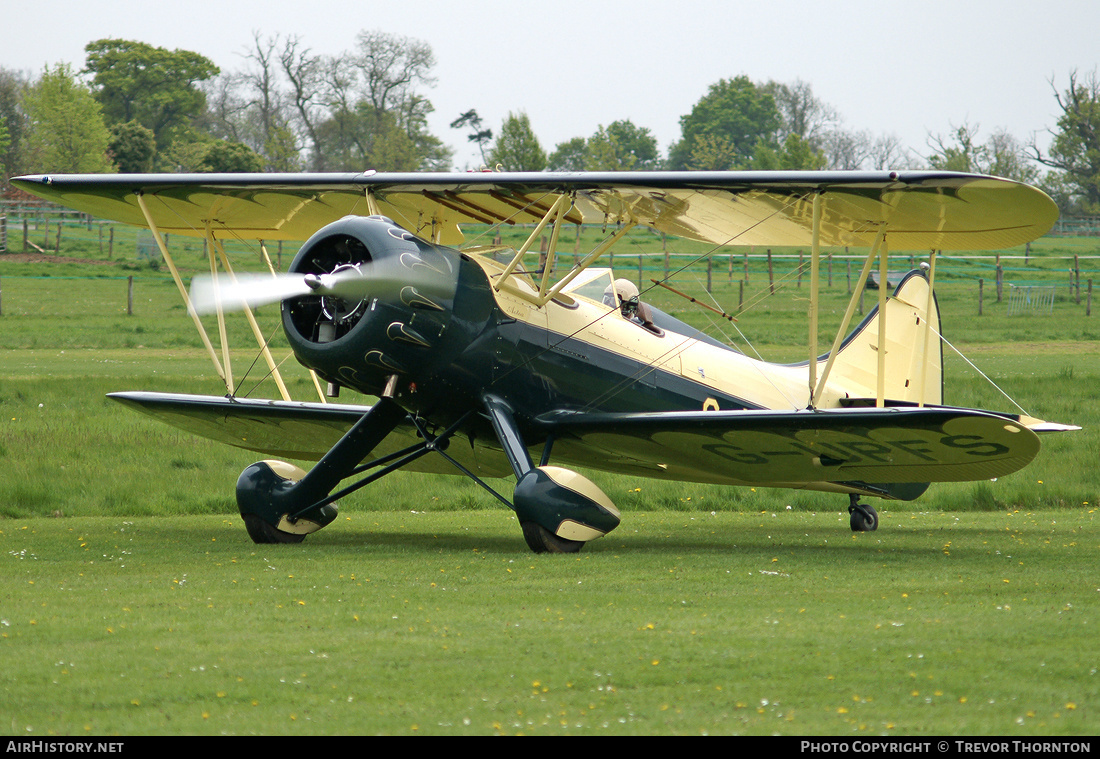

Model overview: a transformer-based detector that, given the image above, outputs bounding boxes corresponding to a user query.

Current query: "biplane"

[12,170,1077,553]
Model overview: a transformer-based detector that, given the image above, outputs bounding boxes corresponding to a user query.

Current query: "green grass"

[2,510,1098,735]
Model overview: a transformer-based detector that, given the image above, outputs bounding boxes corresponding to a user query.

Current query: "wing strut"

[812,228,886,406]
[136,190,298,402]
[203,222,234,393]
[917,250,939,406]
[876,235,890,407]
[134,192,226,386]
[808,192,822,402]
[205,228,292,402]
[491,192,639,308]
[495,194,571,285]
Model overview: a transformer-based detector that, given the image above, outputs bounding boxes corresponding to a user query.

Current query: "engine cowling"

[281,215,461,398]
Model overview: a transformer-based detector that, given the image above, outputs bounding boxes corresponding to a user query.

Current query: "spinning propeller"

[188,266,386,315]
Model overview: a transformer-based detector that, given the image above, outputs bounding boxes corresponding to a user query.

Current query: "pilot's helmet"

[603,278,640,318]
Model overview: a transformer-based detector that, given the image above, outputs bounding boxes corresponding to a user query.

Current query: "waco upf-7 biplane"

[13,170,1078,553]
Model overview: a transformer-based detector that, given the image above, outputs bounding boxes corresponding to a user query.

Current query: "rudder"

[825,270,943,406]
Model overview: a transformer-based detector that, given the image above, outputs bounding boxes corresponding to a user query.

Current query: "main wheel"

[520,521,585,554]
[848,502,879,532]
[242,514,307,544]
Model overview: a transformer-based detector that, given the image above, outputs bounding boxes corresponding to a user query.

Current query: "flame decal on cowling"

[386,322,432,347]
[364,350,407,374]
[400,286,445,311]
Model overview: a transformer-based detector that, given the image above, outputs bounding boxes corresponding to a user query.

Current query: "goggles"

[619,296,639,318]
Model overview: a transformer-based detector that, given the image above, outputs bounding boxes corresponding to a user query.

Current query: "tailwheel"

[521,521,585,554]
[848,496,879,532]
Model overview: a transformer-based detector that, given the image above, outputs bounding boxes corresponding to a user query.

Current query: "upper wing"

[536,405,1044,493]
[12,170,1057,250]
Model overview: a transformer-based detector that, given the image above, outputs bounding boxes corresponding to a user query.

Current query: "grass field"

[2,510,1098,735]
[1,216,1099,735]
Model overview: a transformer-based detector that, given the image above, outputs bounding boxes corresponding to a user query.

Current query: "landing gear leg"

[848,493,879,532]
[482,394,621,554]
[237,397,408,544]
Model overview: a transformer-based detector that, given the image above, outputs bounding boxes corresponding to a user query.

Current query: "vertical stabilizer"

[825,271,943,406]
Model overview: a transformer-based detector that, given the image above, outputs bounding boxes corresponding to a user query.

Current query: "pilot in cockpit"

[603,278,660,335]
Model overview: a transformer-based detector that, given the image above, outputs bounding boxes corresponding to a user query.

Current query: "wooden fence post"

[127,276,133,316]
[1075,254,1081,304]
[978,278,984,316]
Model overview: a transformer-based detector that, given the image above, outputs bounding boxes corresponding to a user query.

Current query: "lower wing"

[535,406,1060,498]
[111,392,1069,500]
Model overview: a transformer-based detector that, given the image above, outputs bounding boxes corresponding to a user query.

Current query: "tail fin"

[825,270,943,406]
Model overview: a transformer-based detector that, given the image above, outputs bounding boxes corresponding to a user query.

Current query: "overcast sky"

[3,0,1098,170]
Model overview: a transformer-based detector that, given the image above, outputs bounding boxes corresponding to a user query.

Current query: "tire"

[848,503,879,532]
[520,521,585,554]
[242,514,307,544]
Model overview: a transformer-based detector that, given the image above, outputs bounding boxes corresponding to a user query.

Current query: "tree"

[753,133,827,170]
[820,128,872,170]
[546,136,589,171]
[314,30,452,171]
[1029,69,1100,213]
[683,133,740,171]
[546,120,659,171]
[22,64,115,173]
[314,103,421,171]
[234,32,301,171]
[198,140,265,172]
[83,39,219,155]
[488,111,546,171]
[108,120,155,172]
[203,33,302,172]
[763,79,839,148]
[867,133,915,170]
[0,68,26,182]
[588,121,660,170]
[450,109,493,166]
[668,76,780,170]
[349,30,436,114]
[928,123,1038,182]
[279,35,327,171]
